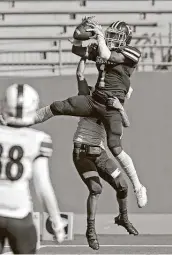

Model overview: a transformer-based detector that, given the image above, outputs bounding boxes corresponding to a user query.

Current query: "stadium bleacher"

[0,0,171,75]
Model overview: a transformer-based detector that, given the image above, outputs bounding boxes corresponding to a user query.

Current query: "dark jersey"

[87,43,141,101]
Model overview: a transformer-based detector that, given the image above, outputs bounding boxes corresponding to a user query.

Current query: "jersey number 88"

[0,144,24,181]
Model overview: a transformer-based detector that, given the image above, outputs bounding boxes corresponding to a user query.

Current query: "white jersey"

[0,125,52,219]
[73,117,106,149]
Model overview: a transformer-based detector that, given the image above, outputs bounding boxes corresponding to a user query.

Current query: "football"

[73,22,95,41]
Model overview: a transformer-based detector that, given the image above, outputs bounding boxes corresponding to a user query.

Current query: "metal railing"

[0,21,158,28]
[0,8,170,20]
[0,9,171,15]
[0,0,168,9]
[0,34,152,40]
[0,39,171,74]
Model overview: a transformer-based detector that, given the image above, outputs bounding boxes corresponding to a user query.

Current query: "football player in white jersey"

[73,58,138,250]
[0,84,66,254]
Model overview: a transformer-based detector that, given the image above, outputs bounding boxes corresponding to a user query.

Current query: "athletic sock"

[117,196,128,220]
[116,150,142,191]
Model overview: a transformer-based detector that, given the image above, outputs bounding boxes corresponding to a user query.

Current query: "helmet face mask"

[105,21,132,50]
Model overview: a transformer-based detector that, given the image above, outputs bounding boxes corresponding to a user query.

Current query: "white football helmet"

[2,83,39,126]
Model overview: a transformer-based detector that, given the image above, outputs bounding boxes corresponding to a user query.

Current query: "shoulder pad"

[122,46,141,63]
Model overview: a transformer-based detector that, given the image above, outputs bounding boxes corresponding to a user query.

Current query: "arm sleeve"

[34,106,54,124]
[121,46,141,65]
[72,45,88,58]
[109,47,141,65]
[77,78,90,95]
[38,134,53,158]
[33,157,63,228]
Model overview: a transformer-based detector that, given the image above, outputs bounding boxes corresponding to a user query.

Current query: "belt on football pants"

[73,143,102,156]
[92,90,108,105]
[92,90,124,105]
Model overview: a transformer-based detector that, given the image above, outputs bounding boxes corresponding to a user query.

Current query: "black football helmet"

[105,21,132,50]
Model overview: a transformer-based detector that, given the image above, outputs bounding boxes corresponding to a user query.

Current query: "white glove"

[126,87,133,99]
[52,218,68,243]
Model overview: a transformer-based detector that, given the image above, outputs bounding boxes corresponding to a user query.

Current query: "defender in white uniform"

[72,58,138,250]
[0,84,66,254]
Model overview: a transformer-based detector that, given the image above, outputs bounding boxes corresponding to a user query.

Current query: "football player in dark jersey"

[33,20,147,209]
[73,57,138,250]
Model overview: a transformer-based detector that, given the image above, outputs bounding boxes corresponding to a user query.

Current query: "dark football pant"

[73,143,128,199]
[0,213,37,254]
[50,94,123,155]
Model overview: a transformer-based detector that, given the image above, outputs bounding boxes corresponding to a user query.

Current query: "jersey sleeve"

[121,46,141,65]
[39,134,53,158]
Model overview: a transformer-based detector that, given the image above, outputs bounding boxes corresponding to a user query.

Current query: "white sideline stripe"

[3,254,172,255]
[40,244,172,248]
[4,244,172,248]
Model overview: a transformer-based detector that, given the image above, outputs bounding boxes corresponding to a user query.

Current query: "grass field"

[3,235,172,254]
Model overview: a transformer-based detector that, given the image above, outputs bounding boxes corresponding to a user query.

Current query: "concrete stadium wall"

[0,72,172,219]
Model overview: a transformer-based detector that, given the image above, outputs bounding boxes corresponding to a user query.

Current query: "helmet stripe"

[16,84,24,118]
[113,21,121,29]
[111,21,118,29]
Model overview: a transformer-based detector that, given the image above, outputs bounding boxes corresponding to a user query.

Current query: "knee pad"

[107,132,121,149]
[50,101,66,115]
[86,176,102,195]
[50,99,73,116]
[107,134,122,155]
[115,174,128,199]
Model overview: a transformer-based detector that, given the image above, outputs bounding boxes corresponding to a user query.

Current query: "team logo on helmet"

[105,21,132,50]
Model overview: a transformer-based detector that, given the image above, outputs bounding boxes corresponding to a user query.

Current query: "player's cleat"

[115,214,139,235]
[86,220,99,250]
[135,185,147,208]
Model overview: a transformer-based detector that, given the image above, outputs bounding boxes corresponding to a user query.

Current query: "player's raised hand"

[86,23,104,39]
[107,97,130,127]
[107,97,124,111]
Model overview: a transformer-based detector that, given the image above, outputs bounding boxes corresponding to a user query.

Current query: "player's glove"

[107,97,124,111]
[51,219,68,243]
[86,23,104,39]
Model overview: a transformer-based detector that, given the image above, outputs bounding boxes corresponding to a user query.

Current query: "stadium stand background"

[0,0,171,75]
[0,0,172,234]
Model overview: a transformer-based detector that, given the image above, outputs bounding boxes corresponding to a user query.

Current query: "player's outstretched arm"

[71,39,89,59]
[119,109,130,127]
[34,105,54,124]
[33,156,66,243]
[71,37,98,62]
[76,58,90,95]
[87,25,111,61]
[87,25,124,62]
